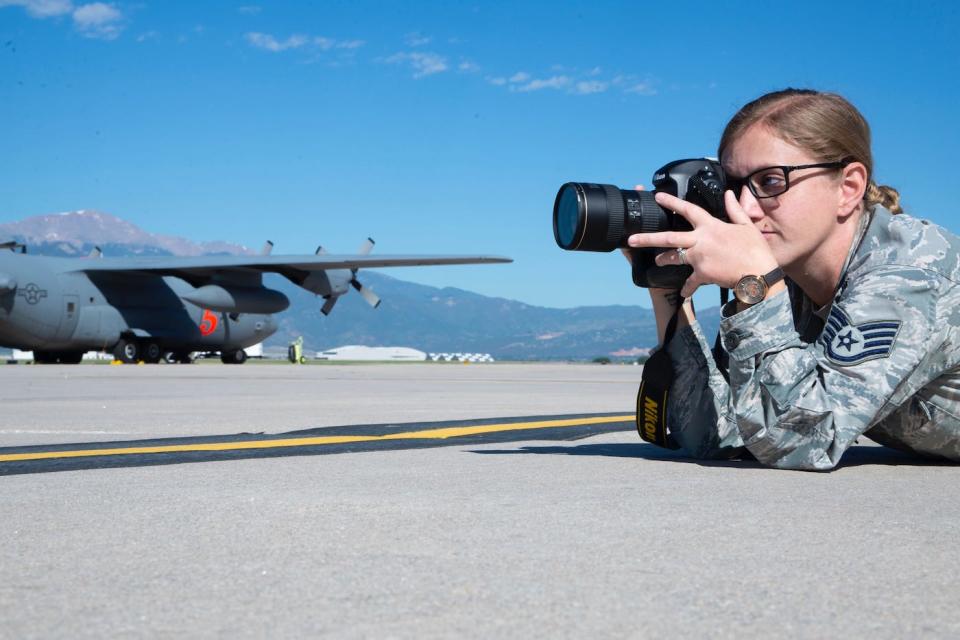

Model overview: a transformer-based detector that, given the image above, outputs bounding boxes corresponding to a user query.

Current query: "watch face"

[735,275,766,305]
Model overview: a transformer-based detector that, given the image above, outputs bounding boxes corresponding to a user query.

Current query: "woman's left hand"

[627,190,779,299]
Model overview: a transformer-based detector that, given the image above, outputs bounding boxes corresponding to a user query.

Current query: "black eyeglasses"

[726,158,853,199]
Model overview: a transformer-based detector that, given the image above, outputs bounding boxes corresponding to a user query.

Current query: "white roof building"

[316,345,427,361]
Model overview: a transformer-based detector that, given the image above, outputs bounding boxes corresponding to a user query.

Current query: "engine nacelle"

[181,285,289,314]
[301,269,351,297]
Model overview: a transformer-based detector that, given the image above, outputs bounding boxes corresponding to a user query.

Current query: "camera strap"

[635,299,683,449]
[712,287,730,382]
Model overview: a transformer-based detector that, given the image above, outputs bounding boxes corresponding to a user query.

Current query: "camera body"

[553,158,728,289]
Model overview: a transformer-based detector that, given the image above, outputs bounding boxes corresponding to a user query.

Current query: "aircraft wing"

[73,253,511,281]
[71,253,512,314]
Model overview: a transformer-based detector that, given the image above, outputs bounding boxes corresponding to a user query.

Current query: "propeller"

[317,238,381,315]
[321,297,338,315]
[351,278,381,308]
[357,237,375,256]
[349,237,380,308]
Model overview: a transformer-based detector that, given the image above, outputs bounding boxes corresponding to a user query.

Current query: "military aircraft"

[0,239,511,364]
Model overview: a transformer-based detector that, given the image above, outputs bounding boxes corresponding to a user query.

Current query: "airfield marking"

[0,414,634,463]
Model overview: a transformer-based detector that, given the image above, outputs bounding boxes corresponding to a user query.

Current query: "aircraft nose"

[0,272,16,294]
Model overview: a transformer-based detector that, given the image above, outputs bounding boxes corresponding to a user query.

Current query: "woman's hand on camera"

[626,190,778,299]
[622,185,683,305]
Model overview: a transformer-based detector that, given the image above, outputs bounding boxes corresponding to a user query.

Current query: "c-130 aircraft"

[0,239,511,364]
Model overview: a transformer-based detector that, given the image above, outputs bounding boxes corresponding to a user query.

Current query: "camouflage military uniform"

[663,206,960,470]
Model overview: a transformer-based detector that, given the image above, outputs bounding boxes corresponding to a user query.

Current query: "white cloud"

[404,32,431,47]
[514,75,571,92]
[623,81,656,95]
[0,0,72,18]
[458,60,480,73]
[334,39,364,49]
[1,0,124,39]
[245,32,364,54]
[72,3,122,39]
[573,80,608,95]
[385,51,448,78]
[245,32,308,52]
[488,68,654,97]
[609,75,657,96]
[313,36,364,50]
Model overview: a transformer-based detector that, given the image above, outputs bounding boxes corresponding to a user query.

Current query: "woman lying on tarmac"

[629,88,960,471]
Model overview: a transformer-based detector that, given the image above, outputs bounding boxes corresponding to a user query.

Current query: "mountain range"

[0,211,254,257]
[0,211,721,359]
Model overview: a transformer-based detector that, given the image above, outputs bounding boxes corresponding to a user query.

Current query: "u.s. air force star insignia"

[17,283,48,305]
[819,305,901,366]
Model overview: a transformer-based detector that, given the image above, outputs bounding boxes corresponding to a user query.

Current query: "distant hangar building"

[316,345,427,361]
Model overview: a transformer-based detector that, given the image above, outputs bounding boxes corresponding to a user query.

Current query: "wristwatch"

[734,266,784,305]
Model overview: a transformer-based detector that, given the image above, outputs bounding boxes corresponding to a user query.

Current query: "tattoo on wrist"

[663,291,680,307]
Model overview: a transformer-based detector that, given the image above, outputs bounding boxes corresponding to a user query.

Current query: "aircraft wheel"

[57,351,84,365]
[221,349,247,365]
[33,351,57,364]
[162,351,177,364]
[178,352,194,364]
[114,339,139,364]
[142,342,162,364]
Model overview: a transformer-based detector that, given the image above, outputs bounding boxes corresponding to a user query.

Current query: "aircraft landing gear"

[33,351,57,364]
[113,339,139,364]
[220,349,248,365]
[142,342,162,364]
[32,350,84,364]
[163,351,193,364]
[57,351,84,364]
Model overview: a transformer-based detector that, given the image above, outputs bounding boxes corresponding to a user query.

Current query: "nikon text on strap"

[635,298,684,449]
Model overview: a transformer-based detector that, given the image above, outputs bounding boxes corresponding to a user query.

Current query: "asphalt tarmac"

[1,363,958,638]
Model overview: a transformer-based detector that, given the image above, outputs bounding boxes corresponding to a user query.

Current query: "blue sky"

[1,1,958,309]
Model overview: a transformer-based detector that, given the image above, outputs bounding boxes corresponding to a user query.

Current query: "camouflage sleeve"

[720,266,942,470]
[663,319,746,459]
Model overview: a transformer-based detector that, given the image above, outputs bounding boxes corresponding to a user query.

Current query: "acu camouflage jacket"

[663,207,960,470]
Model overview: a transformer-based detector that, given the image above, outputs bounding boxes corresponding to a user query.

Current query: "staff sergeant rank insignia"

[819,305,901,366]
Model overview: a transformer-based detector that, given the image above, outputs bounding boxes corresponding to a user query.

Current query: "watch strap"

[762,266,784,287]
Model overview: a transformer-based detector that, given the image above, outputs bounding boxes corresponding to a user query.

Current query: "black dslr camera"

[553,159,727,289]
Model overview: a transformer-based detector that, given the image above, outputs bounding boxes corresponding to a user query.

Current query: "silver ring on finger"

[676,247,688,266]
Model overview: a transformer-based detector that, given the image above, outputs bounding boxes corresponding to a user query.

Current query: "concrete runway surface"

[1,363,958,638]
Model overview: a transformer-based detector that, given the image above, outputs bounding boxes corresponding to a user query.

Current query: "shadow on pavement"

[469,441,956,470]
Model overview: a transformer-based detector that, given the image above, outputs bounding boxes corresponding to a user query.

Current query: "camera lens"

[554,184,582,249]
[553,182,666,252]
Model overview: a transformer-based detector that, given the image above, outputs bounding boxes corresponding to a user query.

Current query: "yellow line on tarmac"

[0,415,634,463]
